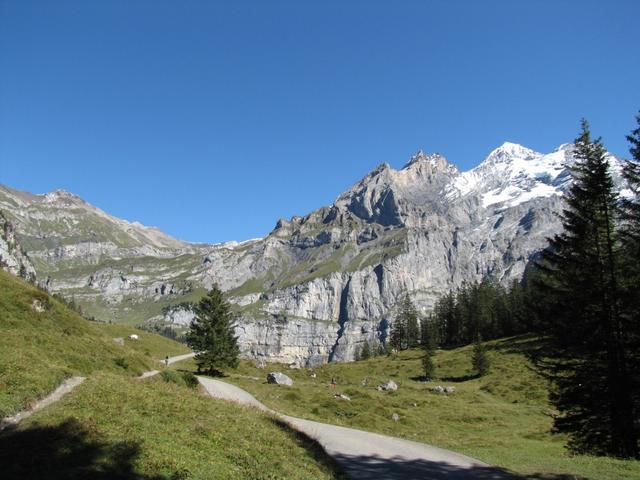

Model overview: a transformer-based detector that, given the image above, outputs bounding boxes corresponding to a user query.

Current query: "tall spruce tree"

[186,285,240,375]
[621,112,640,437]
[471,334,490,377]
[391,294,418,350]
[535,120,638,458]
[421,318,437,379]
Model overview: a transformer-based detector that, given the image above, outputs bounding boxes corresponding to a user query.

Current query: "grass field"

[0,373,344,479]
[0,269,189,418]
[200,336,640,480]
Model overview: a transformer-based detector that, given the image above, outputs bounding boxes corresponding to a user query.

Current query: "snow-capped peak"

[485,142,540,163]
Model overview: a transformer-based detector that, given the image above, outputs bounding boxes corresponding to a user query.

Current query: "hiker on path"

[165,356,169,367]
[330,377,337,390]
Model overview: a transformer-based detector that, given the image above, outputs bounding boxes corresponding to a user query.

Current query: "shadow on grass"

[439,373,481,383]
[269,416,348,479]
[0,418,166,480]
[330,453,588,480]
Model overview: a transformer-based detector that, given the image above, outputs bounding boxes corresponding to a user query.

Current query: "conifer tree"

[620,112,640,435]
[186,285,240,375]
[391,294,418,350]
[389,313,405,351]
[535,120,638,458]
[360,338,372,360]
[471,335,490,377]
[421,319,437,379]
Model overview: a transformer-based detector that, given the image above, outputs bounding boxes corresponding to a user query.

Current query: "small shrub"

[113,357,129,370]
[161,370,182,384]
[180,371,199,389]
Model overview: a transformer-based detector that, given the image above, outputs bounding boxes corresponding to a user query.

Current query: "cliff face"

[0,143,626,365]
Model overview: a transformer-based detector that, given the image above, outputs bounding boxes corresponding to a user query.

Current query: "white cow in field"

[128,334,139,340]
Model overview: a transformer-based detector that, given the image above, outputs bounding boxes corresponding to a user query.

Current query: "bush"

[160,370,199,389]
[113,357,129,370]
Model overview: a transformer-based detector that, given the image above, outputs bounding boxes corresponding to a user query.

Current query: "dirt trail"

[1,352,196,431]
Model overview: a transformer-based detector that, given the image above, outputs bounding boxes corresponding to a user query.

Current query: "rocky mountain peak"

[402,149,454,175]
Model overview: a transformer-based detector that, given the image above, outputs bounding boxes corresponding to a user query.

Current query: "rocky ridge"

[0,143,627,365]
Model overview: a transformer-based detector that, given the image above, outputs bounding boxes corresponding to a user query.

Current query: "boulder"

[377,380,398,392]
[431,386,445,394]
[444,386,456,394]
[335,393,351,401]
[267,372,293,386]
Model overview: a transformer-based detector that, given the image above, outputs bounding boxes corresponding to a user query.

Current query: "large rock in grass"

[377,380,398,392]
[267,372,293,386]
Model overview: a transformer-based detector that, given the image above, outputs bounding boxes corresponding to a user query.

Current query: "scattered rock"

[113,337,125,346]
[310,373,317,378]
[377,380,398,392]
[412,403,418,407]
[430,385,455,394]
[361,377,368,386]
[392,413,400,422]
[128,334,139,340]
[335,393,351,401]
[31,298,46,313]
[267,372,294,386]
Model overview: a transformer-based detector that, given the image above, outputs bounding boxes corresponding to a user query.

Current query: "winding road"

[197,376,519,480]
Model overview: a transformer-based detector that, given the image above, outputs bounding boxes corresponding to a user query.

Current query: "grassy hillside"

[212,336,640,480]
[0,373,344,479]
[0,269,189,418]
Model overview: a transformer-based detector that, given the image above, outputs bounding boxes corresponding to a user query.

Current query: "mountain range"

[0,142,626,365]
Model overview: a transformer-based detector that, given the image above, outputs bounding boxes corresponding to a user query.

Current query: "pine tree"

[421,319,437,379]
[620,112,640,442]
[389,314,405,351]
[404,301,420,348]
[360,338,372,360]
[186,285,240,375]
[471,335,490,377]
[535,120,638,458]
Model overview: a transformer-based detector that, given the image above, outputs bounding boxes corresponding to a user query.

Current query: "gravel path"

[197,376,519,480]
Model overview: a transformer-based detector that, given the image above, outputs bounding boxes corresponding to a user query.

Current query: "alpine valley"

[0,142,626,366]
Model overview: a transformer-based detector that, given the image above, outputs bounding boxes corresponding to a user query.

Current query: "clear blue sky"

[1,1,638,243]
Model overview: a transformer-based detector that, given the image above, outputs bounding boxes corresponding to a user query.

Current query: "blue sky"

[1,1,638,243]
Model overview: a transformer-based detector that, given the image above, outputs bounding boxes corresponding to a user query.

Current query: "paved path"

[137,352,197,379]
[198,377,519,480]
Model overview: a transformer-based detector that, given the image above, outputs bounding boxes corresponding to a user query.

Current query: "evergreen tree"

[404,301,420,348]
[389,314,405,351]
[535,120,638,458]
[360,338,372,360]
[421,319,437,379]
[391,294,418,350]
[186,285,240,375]
[471,335,490,377]
[620,112,640,438]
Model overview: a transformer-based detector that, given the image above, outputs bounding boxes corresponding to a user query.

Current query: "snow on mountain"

[447,142,624,210]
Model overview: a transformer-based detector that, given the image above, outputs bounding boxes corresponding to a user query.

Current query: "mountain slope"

[0,142,626,366]
[0,269,188,418]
